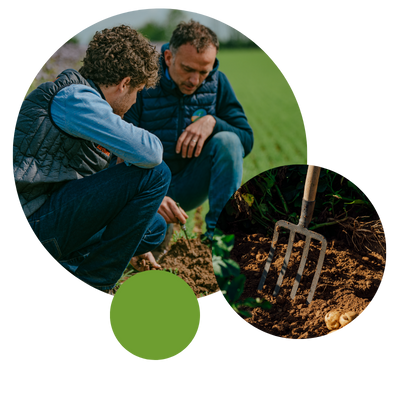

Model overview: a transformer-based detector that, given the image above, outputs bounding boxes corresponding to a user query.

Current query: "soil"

[110,213,218,298]
[229,231,385,339]
[154,208,218,298]
[113,237,220,300]
[156,237,219,298]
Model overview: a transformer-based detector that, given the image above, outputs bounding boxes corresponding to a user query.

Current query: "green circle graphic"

[110,270,200,360]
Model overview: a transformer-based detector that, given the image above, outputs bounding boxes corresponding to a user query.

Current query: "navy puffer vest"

[138,44,219,174]
[13,69,111,218]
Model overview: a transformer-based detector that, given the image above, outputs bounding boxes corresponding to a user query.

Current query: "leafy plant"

[220,165,379,239]
[172,228,197,243]
[212,229,271,317]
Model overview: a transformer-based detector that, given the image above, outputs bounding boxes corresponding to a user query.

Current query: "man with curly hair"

[13,25,170,292]
[125,20,253,242]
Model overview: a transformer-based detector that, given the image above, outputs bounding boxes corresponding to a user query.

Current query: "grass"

[218,48,307,183]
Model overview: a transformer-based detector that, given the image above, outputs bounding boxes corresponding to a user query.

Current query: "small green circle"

[110,270,200,360]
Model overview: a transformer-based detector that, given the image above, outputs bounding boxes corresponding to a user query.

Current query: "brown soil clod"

[157,237,219,298]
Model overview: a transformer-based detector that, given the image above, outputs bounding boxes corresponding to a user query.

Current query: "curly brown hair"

[169,19,219,55]
[79,25,160,88]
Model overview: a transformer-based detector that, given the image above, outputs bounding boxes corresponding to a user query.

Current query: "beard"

[179,81,198,94]
[111,89,134,117]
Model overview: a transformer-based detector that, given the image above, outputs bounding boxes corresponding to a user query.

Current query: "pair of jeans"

[27,161,171,291]
[166,131,244,236]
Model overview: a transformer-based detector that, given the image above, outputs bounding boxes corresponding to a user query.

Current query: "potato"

[339,311,358,327]
[325,310,342,330]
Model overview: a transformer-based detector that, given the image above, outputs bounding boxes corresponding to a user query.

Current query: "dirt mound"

[230,232,385,338]
[158,237,219,298]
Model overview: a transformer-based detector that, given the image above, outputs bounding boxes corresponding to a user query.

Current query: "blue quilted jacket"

[124,43,253,174]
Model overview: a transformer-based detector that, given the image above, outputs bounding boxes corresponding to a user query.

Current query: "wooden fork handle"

[303,165,321,202]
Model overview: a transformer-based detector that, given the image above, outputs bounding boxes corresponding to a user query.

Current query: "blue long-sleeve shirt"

[51,84,163,168]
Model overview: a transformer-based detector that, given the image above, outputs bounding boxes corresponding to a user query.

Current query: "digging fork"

[257,165,327,304]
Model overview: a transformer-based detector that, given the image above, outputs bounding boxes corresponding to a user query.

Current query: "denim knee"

[209,131,245,161]
[154,161,171,181]
[134,213,167,255]
[154,161,172,184]
[136,161,171,200]
[150,212,168,240]
[141,212,167,249]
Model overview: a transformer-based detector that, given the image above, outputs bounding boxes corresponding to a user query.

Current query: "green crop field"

[218,48,307,184]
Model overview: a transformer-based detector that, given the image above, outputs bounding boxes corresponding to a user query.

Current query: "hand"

[158,196,188,225]
[176,115,216,158]
[129,252,162,271]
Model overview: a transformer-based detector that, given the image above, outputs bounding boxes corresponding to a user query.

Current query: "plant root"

[338,217,386,257]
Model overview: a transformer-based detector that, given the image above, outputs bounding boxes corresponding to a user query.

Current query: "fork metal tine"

[290,235,311,299]
[258,219,327,304]
[306,236,327,304]
[273,229,295,296]
[257,225,280,291]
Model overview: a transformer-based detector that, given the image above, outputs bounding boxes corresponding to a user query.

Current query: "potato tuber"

[324,310,342,330]
[339,311,358,327]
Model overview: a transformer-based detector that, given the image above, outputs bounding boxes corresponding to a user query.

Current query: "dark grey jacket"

[13,69,111,218]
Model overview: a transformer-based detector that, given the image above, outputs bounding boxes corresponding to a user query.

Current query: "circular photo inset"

[213,164,386,338]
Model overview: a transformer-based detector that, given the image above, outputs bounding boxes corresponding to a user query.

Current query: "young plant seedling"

[176,202,191,250]
[162,267,179,276]
[169,267,179,275]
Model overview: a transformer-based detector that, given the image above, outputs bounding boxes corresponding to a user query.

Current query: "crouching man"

[13,25,171,292]
[124,20,254,242]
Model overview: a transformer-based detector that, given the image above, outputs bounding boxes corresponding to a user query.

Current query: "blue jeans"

[27,162,171,291]
[167,131,244,236]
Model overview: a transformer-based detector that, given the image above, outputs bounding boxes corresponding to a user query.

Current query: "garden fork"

[257,165,327,304]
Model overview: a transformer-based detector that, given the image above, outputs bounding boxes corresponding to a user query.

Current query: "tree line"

[139,21,258,49]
